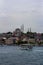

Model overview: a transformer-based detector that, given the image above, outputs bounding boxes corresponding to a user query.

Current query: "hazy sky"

[0,0,43,33]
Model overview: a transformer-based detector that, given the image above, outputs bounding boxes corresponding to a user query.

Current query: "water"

[0,45,43,65]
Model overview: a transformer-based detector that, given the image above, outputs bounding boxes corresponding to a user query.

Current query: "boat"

[20,44,33,50]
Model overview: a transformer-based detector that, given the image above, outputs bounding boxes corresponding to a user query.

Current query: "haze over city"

[0,0,43,33]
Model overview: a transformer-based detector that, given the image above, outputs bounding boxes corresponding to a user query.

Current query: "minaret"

[30,27,31,32]
[21,24,24,32]
[27,28,29,32]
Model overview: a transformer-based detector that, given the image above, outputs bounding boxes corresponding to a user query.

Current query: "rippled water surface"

[0,45,43,65]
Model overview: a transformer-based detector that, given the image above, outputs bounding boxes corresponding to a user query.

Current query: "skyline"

[0,0,43,33]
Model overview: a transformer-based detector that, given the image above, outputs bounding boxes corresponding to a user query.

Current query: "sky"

[0,0,43,33]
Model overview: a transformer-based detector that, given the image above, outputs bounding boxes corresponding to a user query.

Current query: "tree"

[7,32,12,34]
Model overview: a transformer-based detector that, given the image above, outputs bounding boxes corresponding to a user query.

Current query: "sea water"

[0,45,43,65]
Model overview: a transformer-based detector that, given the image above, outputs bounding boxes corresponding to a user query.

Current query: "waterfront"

[0,46,43,65]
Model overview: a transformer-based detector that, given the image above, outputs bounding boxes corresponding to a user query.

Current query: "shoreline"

[0,43,43,47]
